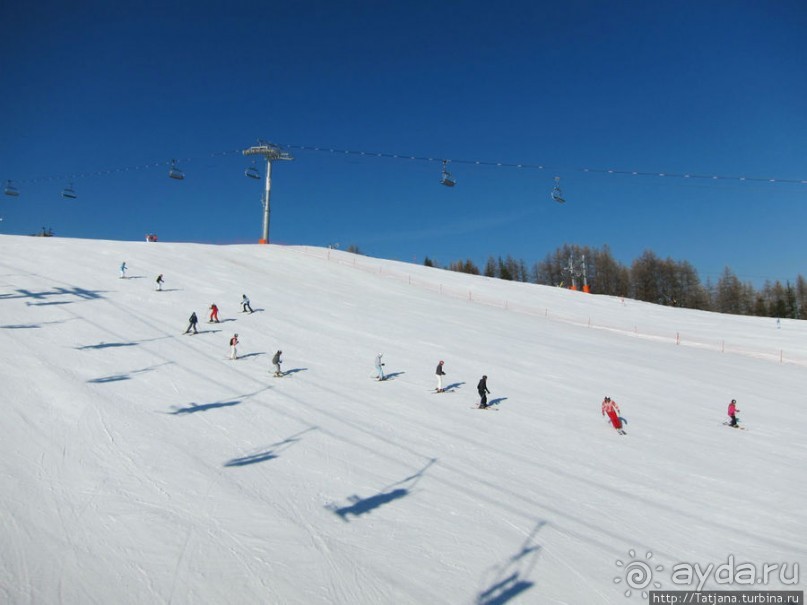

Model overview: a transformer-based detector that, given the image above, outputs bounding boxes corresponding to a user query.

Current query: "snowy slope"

[0,235,804,605]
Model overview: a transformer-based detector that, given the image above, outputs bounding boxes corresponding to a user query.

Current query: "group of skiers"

[374,357,492,409]
[598,395,743,436]
[128,261,748,428]
[132,263,276,373]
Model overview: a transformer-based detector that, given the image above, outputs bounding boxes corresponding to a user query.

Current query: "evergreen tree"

[483,256,497,278]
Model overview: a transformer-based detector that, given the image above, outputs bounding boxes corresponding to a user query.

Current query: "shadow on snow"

[168,386,272,415]
[169,400,242,414]
[476,520,546,605]
[224,428,317,467]
[0,286,107,304]
[326,459,436,522]
[87,362,174,384]
[487,397,508,408]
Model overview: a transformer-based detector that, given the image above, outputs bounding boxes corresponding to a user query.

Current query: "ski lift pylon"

[440,160,456,187]
[4,180,19,197]
[61,182,77,199]
[551,176,565,204]
[168,159,185,180]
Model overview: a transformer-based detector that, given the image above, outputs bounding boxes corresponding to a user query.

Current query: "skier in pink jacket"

[727,399,740,428]
[602,396,625,435]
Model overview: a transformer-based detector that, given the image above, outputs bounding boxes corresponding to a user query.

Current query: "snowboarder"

[229,334,239,359]
[374,353,385,381]
[272,350,283,376]
[120,261,127,279]
[602,396,625,435]
[241,294,253,314]
[184,312,198,334]
[155,274,164,291]
[728,399,740,428]
[209,304,219,323]
[435,360,446,392]
[477,375,490,408]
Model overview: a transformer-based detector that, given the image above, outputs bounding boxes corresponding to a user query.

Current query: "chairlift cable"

[4,143,806,188]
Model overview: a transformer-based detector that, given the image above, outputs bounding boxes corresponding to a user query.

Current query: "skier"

[727,399,740,428]
[120,261,127,279]
[209,303,219,323]
[272,350,283,376]
[229,334,239,359]
[184,312,198,334]
[435,360,446,393]
[155,274,164,291]
[602,396,625,435]
[241,294,253,314]
[477,375,490,408]
[374,353,385,381]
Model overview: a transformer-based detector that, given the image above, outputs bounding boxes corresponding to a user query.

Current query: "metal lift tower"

[242,142,294,244]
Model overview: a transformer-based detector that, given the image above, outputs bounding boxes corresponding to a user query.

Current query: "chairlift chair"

[440,160,456,187]
[168,159,185,180]
[551,176,565,204]
[244,162,261,180]
[61,183,77,199]
[4,180,19,197]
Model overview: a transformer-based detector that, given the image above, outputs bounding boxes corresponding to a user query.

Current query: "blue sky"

[1,0,805,286]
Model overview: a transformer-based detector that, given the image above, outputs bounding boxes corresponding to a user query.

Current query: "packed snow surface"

[1,235,804,604]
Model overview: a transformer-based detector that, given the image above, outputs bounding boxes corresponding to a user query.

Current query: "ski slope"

[1,235,804,605]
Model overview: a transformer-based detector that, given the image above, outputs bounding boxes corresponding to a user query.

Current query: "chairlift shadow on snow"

[237,352,265,360]
[87,362,172,385]
[169,400,242,415]
[224,451,278,466]
[2,286,106,303]
[476,520,546,605]
[12,286,109,306]
[477,573,534,605]
[2,319,69,329]
[87,374,130,384]
[26,300,72,307]
[328,488,410,522]
[327,459,436,522]
[223,428,316,467]
[76,342,138,350]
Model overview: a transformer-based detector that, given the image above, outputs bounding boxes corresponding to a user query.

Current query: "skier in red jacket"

[602,396,625,435]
